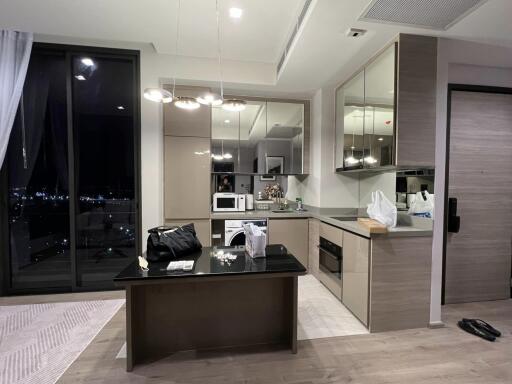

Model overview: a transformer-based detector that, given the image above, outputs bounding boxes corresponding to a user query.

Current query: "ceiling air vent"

[277,0,313,76]
[359,0,488,30]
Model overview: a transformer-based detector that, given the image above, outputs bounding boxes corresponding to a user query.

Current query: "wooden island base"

[125,274,298,371]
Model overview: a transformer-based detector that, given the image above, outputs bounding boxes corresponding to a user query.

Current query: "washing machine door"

[225,229,245,246]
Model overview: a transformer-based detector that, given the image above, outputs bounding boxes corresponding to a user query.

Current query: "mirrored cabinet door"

[363,43,396,168]
[265,101,304,174]
[239,100,266,173]
[342,70,365,170]
[211,106,240,172]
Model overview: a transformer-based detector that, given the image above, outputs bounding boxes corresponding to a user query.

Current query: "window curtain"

[0,30,33,168]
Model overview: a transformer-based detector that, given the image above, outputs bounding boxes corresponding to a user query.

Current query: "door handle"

[447,197,460,233]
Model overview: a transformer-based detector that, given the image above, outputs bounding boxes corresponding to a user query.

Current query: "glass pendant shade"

[143,88,173,103]
[174,96,200,110]
[222,99,246,112]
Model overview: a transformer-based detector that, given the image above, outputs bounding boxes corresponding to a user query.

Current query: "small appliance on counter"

[245,194,254,210]
[213,193,246,212]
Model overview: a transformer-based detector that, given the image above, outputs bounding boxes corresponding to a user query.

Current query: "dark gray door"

[444,90,512,304]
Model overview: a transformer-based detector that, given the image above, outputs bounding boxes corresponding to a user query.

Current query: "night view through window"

[6,46,139,292]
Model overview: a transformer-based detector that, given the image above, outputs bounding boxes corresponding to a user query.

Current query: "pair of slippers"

[457,318,502,342]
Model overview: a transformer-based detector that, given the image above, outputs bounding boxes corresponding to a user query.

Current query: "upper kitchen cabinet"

[364,44,395,169]
[163,85,211,138]
[336,70,365,170]
[264,101,306,174]
[213,98,310,175]
[335,34,436,172]
[211,106,240,172]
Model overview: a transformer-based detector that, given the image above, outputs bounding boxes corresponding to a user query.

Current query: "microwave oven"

[213,193,246,212]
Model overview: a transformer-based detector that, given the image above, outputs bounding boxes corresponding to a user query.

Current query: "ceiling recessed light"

[81,57,94,67]
[74,75,86,81]
[229,7,243,18]
[224,119,230,123]
[117,106,125,110]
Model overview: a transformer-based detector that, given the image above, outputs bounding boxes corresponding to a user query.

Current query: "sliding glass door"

[1,44,140,294]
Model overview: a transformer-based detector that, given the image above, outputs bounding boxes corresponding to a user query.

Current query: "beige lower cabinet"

[164,219,211,247]
[308,219,320,276]
[342,231,370,326]
[268,219,308,268]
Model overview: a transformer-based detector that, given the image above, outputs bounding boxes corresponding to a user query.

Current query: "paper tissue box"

[243,223,266,258]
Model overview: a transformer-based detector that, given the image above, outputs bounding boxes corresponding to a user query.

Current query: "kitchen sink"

[272,210,294,213]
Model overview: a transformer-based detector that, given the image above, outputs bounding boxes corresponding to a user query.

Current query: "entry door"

[444,90,512,304]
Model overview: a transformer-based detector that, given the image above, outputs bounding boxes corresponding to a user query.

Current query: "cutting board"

[357,218,388,234]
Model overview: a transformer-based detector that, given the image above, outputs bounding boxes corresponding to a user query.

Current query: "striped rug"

[0,299,124,384]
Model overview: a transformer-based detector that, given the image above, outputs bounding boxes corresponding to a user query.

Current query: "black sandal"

[462,318,501,337]
[458,320,496,342]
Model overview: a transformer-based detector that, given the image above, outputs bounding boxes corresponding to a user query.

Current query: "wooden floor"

[1,292,511,383]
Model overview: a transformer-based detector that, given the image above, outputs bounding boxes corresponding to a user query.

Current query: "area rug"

[0,299,124,384]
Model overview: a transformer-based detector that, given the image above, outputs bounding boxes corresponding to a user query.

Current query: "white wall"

[431,38,512,326]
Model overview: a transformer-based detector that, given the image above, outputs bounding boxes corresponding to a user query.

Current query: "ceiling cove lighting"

[229,7,243,18]
[143,88,173,103]
[174,96,200,110]
[222,99,246,112]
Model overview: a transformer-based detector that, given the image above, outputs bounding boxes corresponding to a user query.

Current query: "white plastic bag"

[367,190,397,228]
[244,223,266,258]
[408,191,434,219]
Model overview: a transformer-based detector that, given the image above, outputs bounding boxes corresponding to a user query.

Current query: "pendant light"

[143,88,173,103]
[173,0,200,110]
[222,98,246,112]
[175,96,201,110]
[197,0,224,106]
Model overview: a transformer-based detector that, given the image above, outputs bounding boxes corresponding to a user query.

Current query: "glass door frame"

[0,42,142,295]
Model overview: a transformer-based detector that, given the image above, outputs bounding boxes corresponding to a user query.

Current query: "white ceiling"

[0,0,304,64]
[277,0,512,93]
[2,0,512,94]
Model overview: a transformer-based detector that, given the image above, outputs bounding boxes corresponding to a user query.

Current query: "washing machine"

[224,219,267,246]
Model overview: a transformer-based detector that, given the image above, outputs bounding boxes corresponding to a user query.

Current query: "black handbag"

[146,224,202,262]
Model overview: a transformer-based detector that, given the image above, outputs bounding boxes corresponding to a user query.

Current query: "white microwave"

[213,193,246,212]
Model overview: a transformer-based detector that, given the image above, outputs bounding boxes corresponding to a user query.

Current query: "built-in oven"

[318,236,342,280]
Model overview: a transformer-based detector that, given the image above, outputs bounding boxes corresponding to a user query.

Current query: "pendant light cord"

[173,0,182,96]
[216,0,224,99]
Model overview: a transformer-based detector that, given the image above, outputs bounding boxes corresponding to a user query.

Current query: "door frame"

[441,84,512,304]
[0,43,142,295]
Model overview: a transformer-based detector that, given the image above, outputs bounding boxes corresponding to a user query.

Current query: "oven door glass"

[319,248,341,280]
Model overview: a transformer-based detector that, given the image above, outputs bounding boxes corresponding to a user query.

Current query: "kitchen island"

[114,245,306,371]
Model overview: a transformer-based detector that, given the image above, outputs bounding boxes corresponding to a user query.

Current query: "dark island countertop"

[114,244,307,284]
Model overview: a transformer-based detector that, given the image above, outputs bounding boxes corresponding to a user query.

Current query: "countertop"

[211,205,433,238]
[114,245,307,284]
